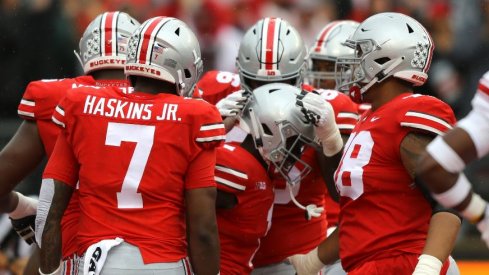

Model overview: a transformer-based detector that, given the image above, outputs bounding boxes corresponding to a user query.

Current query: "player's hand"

[216,90,250,117]
[10,215,37,245]
[296,91,342,156]
[476,204,489,248]
[288,247,325,275]
[8,192,38,245]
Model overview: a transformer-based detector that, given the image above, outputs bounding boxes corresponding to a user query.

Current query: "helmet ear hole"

[175,27,180,35]
[375,57,391,65]
[261,123,273,135]
[184,69,191,78]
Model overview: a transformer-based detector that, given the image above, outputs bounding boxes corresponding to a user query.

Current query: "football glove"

[296,91,342,156]
[216,90,250,117]
[10,215,37,245]
[288,247,325,275]
[8,192,38,245]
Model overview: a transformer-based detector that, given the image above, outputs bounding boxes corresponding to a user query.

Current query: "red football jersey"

[193,70,241,104]
[17,76,96,157]
[16,76,129,259]
[334,93,456,271]
[215,142,274,274]
[44,86,225,264]
[253,90,358,266]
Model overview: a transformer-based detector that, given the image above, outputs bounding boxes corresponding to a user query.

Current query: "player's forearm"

[0,192,18,213]
[40,219,62,273]
[423,211,461,262]
[0,121,44,197]
[317,226,341,265]
[188,227,220,275]
[223,116,238,132]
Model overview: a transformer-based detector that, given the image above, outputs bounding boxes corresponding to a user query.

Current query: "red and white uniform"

[253,90,358,267]
[334,93,456,272]
[457,71,489,158]
[44,86,225,264]
[17,76,97,157]
[215,142,274,274]
[17,76,129,260]
[193,70,241,104]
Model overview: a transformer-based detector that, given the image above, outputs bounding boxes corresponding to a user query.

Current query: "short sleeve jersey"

[17,76,96,157]
[193,70,241,104]
[17,76,130,259]
[253,89,359,266]
[44,86,225,263]
[214,142,274,274]
[334,93,456,271]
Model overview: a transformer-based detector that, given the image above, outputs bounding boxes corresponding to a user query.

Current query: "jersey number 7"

[105,122,155,209]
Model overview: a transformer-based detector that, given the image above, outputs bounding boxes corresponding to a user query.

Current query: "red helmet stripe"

[261,18,280,71]
[102,12,116,55]
[314,21,341,53]
[137,17,169,64]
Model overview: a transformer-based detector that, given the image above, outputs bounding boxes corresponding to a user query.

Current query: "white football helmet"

[236,17,308,93]
[241,83,319,185]
[76,11,140,74]
[307,20,359,89]
[125,17,203,97]
[336,12,435,102]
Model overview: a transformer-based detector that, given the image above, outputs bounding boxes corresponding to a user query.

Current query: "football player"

[220,17,358,275]
[307,20,370,116]
[39,17,223,275]
[289,12,461,275]
[417,71,489,248]
[194,70,241,105]
[0,11,140,275]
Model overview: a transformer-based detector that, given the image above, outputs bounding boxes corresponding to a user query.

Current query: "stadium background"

[0,0,488,274]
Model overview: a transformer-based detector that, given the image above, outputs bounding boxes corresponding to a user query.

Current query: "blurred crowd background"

[0,0,488,273]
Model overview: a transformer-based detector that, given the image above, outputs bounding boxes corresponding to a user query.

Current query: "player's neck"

[364,79,413,111]
[241,135,269,170]
[89,69,126,80]
[132,77,178,95]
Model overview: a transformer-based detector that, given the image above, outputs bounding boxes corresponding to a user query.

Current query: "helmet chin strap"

[288,185,323,220]
[359,56,405,95]
[74,50,84,73]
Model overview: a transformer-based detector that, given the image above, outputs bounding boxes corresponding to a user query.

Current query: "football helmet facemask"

[336,12,434,103]
[307,20,359,90]
[241,83,319,185]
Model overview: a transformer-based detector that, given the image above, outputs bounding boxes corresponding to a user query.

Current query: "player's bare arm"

[400,132,435,178]
[40,180,73,274]
[288,226,340,273]
[316,134,350,202]
[0,121,44,202]
[186,186,220,275]
[401,132,461,264]
[417,127,476,197]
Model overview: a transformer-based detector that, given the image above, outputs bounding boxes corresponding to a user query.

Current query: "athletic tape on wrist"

[38,264,61,275]
[413,254,443,275]
[432,173,471,208]
[461,193,487,223]
[426,136,465,173]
